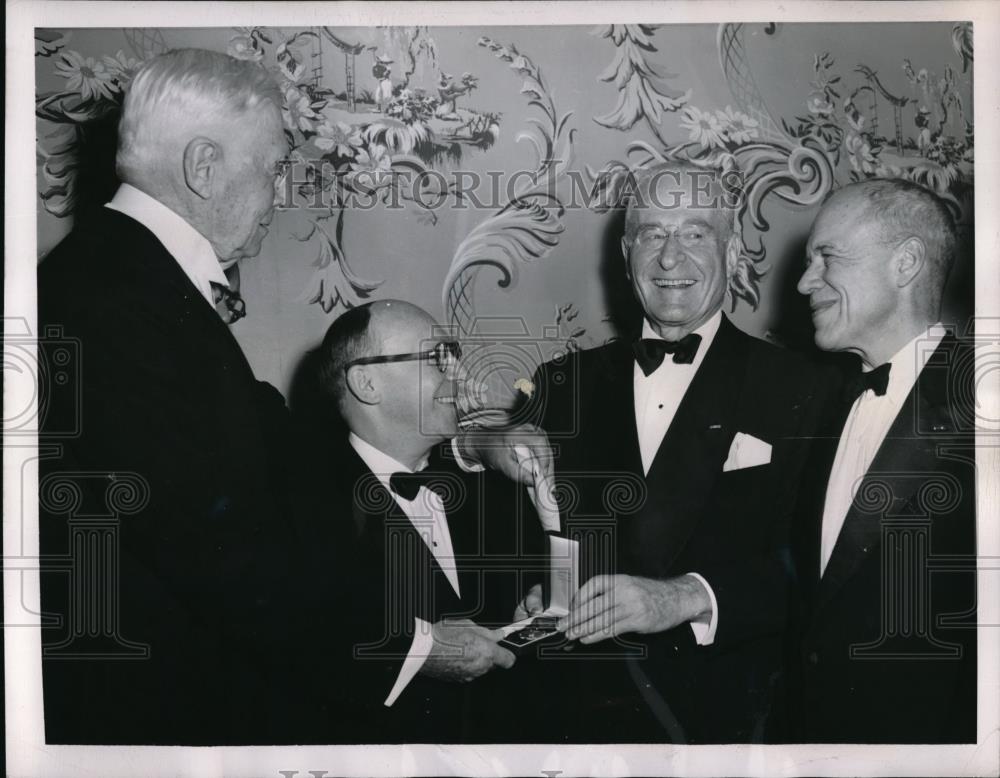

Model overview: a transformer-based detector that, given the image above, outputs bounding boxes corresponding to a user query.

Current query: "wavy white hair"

[116,48,282,183]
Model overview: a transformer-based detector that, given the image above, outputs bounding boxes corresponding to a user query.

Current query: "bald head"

[799,178,957,367]
[829,179,956,313]
[316,300,461,467]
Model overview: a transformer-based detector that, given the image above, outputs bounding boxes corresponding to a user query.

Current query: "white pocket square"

[723,432,771,472]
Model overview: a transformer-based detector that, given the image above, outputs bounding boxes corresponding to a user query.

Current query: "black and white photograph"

[4,2,999,776]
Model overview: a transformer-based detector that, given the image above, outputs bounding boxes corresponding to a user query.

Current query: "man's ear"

[724,233,740,281]
[183,137,219,200]
[893,236,926,288]
[621,237,631,277]
[345,365,379,405]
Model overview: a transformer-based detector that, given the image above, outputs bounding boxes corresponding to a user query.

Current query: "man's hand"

[456,424,554,489]
[556,574,712,645]
[512,582,545,622]
[419,619,516,683]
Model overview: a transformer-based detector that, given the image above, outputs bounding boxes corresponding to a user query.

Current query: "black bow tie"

[388,471,443,501]
[211,282,246,324]
[843,362,891,403]
[632,334,702,376]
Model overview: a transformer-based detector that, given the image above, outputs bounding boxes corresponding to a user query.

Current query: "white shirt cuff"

[451,436,485,473]
[383,617,433,707]
[685,572,718,646]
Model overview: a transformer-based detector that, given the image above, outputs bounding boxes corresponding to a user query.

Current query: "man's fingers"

[512,444,537,486]
[573,604,626,644]
[491,645,516,670]
[571,574,613,609]
[483,626,507,642]
[564,595,617,639]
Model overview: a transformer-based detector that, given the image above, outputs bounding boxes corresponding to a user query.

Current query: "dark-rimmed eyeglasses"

[344,341,462,375]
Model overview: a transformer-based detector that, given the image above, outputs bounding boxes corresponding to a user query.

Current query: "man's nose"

[656,234,685,269]
[797,260,822,295]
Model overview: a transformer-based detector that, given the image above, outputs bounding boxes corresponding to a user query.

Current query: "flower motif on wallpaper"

[314,121,363,158]
[588,23,973,318]
[37,46,137,217]
[54,50,118,101]
[102,50,142,84]
[349,144,392,177]
[35,25,510,317]
[678,105,759,150]
[718,106,760,145]
[282,83,324,134]
[781,47,973,202]
[680,107,725,149]
[227,28,266,63]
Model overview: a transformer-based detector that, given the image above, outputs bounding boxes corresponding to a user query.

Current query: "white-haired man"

[37,48,329,745]
[787,178,976,743]
[520,162,832,742]
[38,47,551,745]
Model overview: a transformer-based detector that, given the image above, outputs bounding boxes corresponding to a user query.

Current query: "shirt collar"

[105,183,228,306]
[867,324,946,405]
[641,310,723,349]
[349,432,430,488]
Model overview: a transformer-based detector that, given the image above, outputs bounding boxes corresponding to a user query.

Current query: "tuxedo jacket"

[522,315,833,743]
[37,208,334,744]
[291,433,545,743]
[784,335,977,743]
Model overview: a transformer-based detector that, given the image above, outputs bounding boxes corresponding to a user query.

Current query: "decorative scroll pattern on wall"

[442,38,576,338]
[588,22,973,314]
[36,23,973,339]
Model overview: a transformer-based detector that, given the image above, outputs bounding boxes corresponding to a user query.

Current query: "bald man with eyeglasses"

[293,299,546,742]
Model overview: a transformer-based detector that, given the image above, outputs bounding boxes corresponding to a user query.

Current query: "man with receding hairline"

[786,178,976,743]
[295,299,544,742]
[520,160,832,742]
[38,47,552,745]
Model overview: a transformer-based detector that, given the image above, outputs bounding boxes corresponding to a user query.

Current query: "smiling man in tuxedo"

[520,161,832,743]
[297,300,544,742]
[37,47,550,745]
[788,178,976,743]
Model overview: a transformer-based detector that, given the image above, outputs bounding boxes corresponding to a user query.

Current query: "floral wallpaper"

[35,23,974,397]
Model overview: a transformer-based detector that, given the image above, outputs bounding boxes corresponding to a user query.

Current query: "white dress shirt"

[106,183,228,307]
[633,312,723,645]
[819,326,946,576]
[348,433,461,707]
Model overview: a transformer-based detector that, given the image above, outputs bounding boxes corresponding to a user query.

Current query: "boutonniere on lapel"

[722,432,772,472]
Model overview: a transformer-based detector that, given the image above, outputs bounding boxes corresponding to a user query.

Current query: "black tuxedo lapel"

[816,337,959,611]
[795,399,854,602]
[620,316,748,577]
[584,341,645,477]
[131,213,257,379]
[98,209,258,392]
[334,440,468,625]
